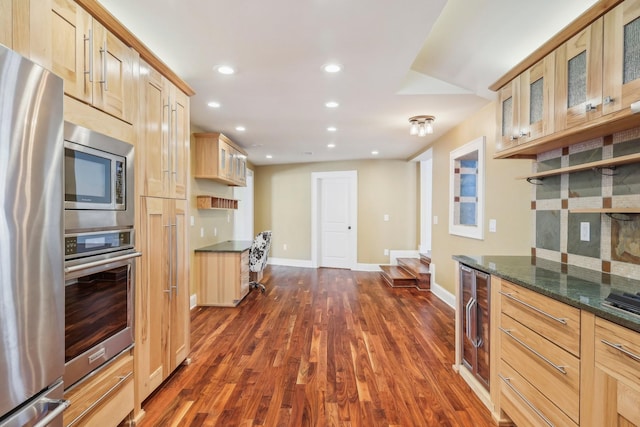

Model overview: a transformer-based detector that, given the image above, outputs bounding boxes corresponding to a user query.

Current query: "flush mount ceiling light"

[327,126,337,132]
[216,65,235,75]
[327,143,336,148]
[207,101,221,108]
[235,126,246,131]
[408,115,435,137]
[325,101,339,108]
[323,63,342,73]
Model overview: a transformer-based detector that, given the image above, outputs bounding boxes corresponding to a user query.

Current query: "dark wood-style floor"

[138,266,494,426]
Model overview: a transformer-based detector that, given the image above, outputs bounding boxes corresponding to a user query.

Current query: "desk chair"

[249,230,272,292]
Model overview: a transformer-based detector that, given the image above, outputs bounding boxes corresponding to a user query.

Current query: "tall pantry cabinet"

[135,59,191,412]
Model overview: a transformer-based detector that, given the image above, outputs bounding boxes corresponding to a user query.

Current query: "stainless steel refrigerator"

[0,45,68,426]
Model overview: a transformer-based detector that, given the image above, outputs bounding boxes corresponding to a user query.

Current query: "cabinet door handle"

[500,327,567,375]
[99,40,108,91]
[162,100,171,176]
[465,297,474,339]
[603,96,614,105]
[585,102,596,112]
[172,104,178,180]
[164,222,172,299]
[509,135,519,141]
[499,291,567,324]
[499,375,555,427]
[84,29,93,82]
[171,221,178,294]
[601,339,640,362]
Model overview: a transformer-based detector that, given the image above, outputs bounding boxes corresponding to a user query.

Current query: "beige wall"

[428,101,533,295]
[254,159,419,264]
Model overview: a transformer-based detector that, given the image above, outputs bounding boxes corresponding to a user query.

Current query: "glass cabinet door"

[603,0,640,115]
[555,18,603,132]
[519,53,555,142]
[496,77,520,152]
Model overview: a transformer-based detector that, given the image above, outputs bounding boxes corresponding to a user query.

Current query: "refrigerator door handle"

[32,398,70,427]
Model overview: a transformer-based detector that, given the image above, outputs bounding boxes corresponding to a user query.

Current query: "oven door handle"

[65,252,142,273]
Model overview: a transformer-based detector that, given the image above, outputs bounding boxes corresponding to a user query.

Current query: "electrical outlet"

[227,212,230,223]
[384,249,389,256]
[214,227,217,237]
[433,216,438,225]
[489,219,497,233]
[283,243,287,251]
[200,227,204,238]
[383,214,389,222]
[190,216,194,226]
[580,222,590,241]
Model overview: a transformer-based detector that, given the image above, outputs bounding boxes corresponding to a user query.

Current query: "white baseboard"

[190,294,197,310]
[268,257,314,268]
[431,281,455,308]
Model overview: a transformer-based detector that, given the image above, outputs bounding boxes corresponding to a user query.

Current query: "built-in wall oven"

[63,123,140,389]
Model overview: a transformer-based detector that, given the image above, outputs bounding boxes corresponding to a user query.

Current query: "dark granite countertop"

[195,240,253,253]
[453,255,640,333]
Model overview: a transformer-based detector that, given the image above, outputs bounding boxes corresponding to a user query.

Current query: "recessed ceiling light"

[235,126,246,131]
[327,143,336,148]
[216,65,235,75]
[207,101,221,108]
[266,154,273,159]
[325,101,339,108]
[323,63,342,73]
[371,150,379,155]
[327,126,337,132]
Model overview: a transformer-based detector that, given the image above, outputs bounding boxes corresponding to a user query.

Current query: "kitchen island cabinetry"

[196,241,252,307]
[136,198,190,403]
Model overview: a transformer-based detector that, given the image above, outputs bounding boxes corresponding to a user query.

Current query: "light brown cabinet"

[0,0,11,48]
[139,60,189,199]
[498,280,581,426]
[63,350,134,427]
[193,132,248,186]
[554,18,604,132]
[603,0,640,115]
[496,55,555,152]
[196,246,250,307]
[51,0,136,123]
[136,197,190,403]
[590,317,640,426]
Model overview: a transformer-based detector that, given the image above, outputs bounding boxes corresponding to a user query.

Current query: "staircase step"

[379,265,417,288]
[420,252,432,267]
[397,258,431,291]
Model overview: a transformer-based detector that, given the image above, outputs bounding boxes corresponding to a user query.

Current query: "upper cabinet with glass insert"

[603,0,640,115]
[496,55,555,152]
[492,0,640,159]
[555,18,603,132]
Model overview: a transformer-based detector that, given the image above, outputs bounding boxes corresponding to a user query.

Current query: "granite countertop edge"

[453,255,640,333]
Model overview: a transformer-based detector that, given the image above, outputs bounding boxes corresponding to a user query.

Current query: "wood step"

[420,252,431,267]
[397,258,431,291]
[379,265,417,288]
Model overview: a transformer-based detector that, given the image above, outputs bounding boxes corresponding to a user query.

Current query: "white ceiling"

[99,0,598,165]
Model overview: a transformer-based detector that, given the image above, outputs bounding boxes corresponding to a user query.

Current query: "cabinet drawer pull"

[601,339,640,362]
[499,291,567,324]
[499,375,554,427]
[499,327,567,375]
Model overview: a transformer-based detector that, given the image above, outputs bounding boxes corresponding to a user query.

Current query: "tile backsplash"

[532,128,640,279]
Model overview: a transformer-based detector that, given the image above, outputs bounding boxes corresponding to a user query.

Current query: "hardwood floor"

[138,266,494,426]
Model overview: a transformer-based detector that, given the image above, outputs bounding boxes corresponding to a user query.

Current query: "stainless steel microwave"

[64,122,134,232]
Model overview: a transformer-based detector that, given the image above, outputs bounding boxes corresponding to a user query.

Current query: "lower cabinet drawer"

[500,361,578,427]
[500,313,580,423]
[63,352,134,427]
[595,317,640,388]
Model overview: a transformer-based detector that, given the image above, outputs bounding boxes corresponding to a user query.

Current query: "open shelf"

[197,195,238,210]
[517,152,640,181]
[569,208,640,214]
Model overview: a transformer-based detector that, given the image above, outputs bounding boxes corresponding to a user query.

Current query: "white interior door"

[312,171,357,269]
[233,169,254,241]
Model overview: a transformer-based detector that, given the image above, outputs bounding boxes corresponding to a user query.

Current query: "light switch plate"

[489,219,497,233]
[383,214,389,222]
